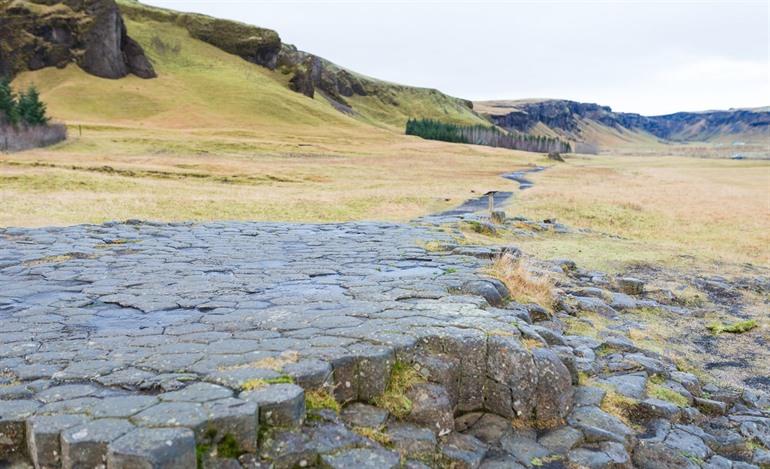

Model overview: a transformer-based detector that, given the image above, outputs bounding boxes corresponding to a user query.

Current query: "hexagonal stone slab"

[241,384,305,427]
[340,403,389,428]
[0,399,40,459]
[34,384,98,404]
[107,427,195,469]
[132,402,207,434]
[202,398,259,452]
[320,448,400,468]
[26,414,90,469]
[159,382,233,403]
[61,418,135,469]
[89,395,159,418]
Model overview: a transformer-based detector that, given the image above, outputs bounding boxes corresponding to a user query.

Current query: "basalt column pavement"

[2,220,769,469]
[0,221,576,468]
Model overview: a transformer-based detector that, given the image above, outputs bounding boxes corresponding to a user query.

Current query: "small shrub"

[0,123,67,152]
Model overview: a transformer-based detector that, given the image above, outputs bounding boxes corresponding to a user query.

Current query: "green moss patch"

[373,361,425,419]
[706,319,757,335]
[305,389,341,413]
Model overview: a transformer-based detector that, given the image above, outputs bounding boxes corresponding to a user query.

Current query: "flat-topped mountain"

[476,99,770,148]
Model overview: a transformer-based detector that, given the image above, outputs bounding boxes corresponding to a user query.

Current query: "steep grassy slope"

[18,20,358,130]
[10,0,484,132]
[5,4,539,227]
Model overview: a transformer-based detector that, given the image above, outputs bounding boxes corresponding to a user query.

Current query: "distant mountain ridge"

[475,99,770,146]
[2,0,766,152]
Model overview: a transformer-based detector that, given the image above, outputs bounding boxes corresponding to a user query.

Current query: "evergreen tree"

[0,76,19,125]
[17,85,48,125]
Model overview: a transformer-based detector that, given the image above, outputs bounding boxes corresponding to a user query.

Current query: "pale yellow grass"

[512,154,770,270]
[0,124,541,227]
[484,253,555,309]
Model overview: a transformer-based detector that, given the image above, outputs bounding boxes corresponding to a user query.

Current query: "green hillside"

[15,0,485,132]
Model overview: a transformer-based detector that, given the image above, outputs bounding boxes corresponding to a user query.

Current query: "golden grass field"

[1,5,768,278]
[511,154,770,273]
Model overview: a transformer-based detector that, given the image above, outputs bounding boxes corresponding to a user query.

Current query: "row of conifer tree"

[405,118,571,154]
[0,77,49,126]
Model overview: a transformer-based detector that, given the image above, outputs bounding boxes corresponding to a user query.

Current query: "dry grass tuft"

[373,361,425,419]
[485,253,554,309]
[219,351,299,372]
[240,375,294,391]
[305,389,340,413]
[352,426,392,446]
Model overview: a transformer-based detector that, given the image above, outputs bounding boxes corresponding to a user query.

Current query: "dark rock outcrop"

[0,0,155,79]
[478,99,770,144]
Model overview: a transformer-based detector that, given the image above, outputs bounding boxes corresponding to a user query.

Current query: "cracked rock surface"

[1,220,768,468]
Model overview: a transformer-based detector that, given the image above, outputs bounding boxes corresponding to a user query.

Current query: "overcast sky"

[144,0,769,115]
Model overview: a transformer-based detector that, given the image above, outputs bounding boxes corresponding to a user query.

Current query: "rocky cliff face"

[478,99,770,144]
[0,0,155,79]
[119,1,473,116]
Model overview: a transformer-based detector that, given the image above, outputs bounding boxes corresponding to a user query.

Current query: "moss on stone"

[305,389,340,413]
[216,433,243,459]
[706,319,757,335]
[241,375,294,391]
[373,361,425,419]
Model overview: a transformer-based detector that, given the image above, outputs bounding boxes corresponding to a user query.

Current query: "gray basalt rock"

[486,336,573,426]
[320,447,401,469]
[241,383,305,427]
[538,425,584,453]
[0,399,40,459]
[26,414,90,469]
[0,0,155,79]
[107,427,196,469]
[440,433,488,469]
[340,403,388,428]
[600,372,648,399]
[567,406,635,448]
[406,383,454,436]
[387,423,437,458]
[632,440,700,469]
[461,280,508,307]
[61,418,135,469]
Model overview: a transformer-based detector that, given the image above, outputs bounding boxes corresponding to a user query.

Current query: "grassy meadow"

[1,4,768,279]
[510,155,770,272]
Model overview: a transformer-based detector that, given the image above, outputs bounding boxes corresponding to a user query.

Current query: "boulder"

[0,0,155,79]
[405,383,454,436]
[486,336,573,426]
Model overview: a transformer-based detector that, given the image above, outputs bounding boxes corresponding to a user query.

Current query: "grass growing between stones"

[216,434,244,459]
[589,379,644,430]
[706,319,758,335]
[352,426,392,446]
[305,389,340,413]
[241,375,294,391]
[484,253,554,310]
[647,380,689,407]
[373,361,425,419]
[563,311,612,339]
[464,220,499,237]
